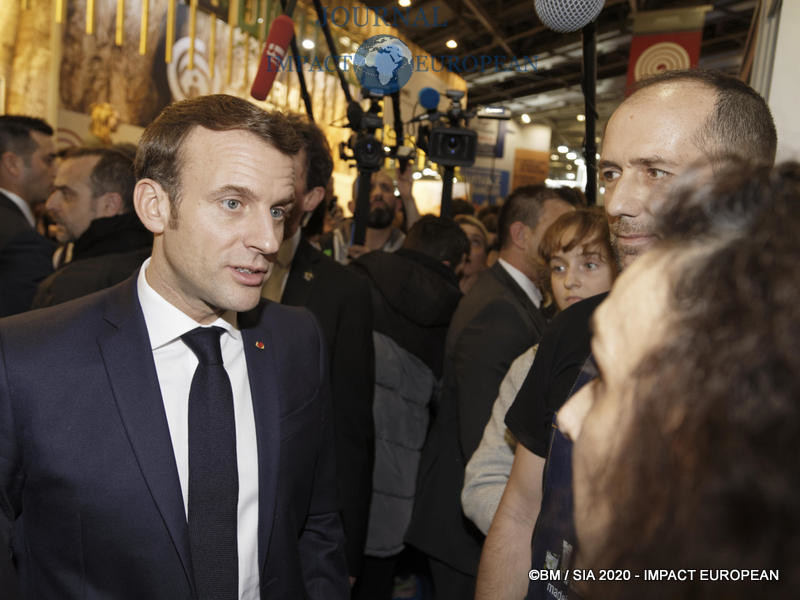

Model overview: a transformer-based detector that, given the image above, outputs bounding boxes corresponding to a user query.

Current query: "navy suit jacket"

[0,275,348,599]
[0,192,54,317]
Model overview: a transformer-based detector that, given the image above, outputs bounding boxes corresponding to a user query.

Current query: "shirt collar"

[0,187,35,228]
[136,257,240,350]
[498,258,542,308]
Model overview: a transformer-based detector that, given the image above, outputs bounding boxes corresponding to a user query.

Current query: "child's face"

[549,228,616,310]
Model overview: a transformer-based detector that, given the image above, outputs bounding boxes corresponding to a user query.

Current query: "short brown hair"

[134,95,301,211]
[538,207,610,264]
[633,69,777,166]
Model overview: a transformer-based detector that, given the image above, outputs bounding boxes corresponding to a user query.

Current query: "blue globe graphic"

[352,35,414,95]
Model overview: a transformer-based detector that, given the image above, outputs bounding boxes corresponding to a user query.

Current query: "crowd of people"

[0,66,797,600]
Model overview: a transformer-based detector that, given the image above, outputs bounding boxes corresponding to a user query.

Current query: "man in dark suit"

[261,113,375,584]
[406,185,577,598]
[0,95,348,599]
[0,115,57,316]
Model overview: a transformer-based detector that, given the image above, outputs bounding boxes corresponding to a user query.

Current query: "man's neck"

[497,248,535,282]
[365,226,393,251]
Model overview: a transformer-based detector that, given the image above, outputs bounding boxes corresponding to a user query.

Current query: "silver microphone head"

[534,0,605,33]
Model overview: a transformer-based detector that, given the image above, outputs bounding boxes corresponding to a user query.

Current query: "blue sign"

[461,166,510,205]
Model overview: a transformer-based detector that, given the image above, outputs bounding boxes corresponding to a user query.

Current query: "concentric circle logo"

[352,34,414,94]
[634,42,690,81]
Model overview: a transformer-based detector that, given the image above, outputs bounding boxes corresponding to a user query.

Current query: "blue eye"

[270,206,286,220]
[223,199,241,210]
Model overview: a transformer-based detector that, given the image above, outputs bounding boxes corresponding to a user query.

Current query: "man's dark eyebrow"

[597,156,681,171]
[597,159,619,171]
[632,156,679,169]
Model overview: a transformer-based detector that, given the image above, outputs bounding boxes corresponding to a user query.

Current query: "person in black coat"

[0,116,57,317]
[261,114,375,583]
[349,215,468,600]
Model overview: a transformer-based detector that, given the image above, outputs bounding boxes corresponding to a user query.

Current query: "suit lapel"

[281,239,319,307]
[239,305,281,575]
[96,276,195,594]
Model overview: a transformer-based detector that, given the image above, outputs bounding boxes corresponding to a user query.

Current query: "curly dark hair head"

[581,162,800,599]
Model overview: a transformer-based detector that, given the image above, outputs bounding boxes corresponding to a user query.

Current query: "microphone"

[250,15,295,101]
[534,0,604,33]
[410,87,441,122]
[419,87,440,110]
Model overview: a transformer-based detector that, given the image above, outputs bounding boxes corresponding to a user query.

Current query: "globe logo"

[352,35,414,95]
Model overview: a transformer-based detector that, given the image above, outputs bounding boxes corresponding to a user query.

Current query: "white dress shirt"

[137,258,260,600]
[498,258,543,308]
[0,187,35,227]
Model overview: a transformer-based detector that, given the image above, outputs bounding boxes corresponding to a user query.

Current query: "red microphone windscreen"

[250,15,295,101]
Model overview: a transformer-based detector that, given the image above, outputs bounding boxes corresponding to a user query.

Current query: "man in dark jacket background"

[32,147,152,308]
[350,215,468,600]
[260,113,375,584]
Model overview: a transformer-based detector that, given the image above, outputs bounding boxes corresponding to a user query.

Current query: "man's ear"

[0,151,23,178]
[95,192,124,218]
[301,185,326,213]
[509,221,528,250]
[134,179,170,234]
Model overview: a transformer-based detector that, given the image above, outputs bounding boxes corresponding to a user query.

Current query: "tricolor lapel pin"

[255,341,265,350]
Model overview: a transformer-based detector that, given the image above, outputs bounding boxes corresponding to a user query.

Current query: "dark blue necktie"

[182,326,239,600]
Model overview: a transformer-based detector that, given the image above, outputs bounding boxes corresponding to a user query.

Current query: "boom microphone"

[250,15,295,101]
[534,0,604,32]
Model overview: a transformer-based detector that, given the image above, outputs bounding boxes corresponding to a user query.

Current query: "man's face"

[143,128,295,323]
[599,82,716,269]
[368,171,397,229]
[19,130,57,205]
[557,250,673,565]
[46,155,101,243]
